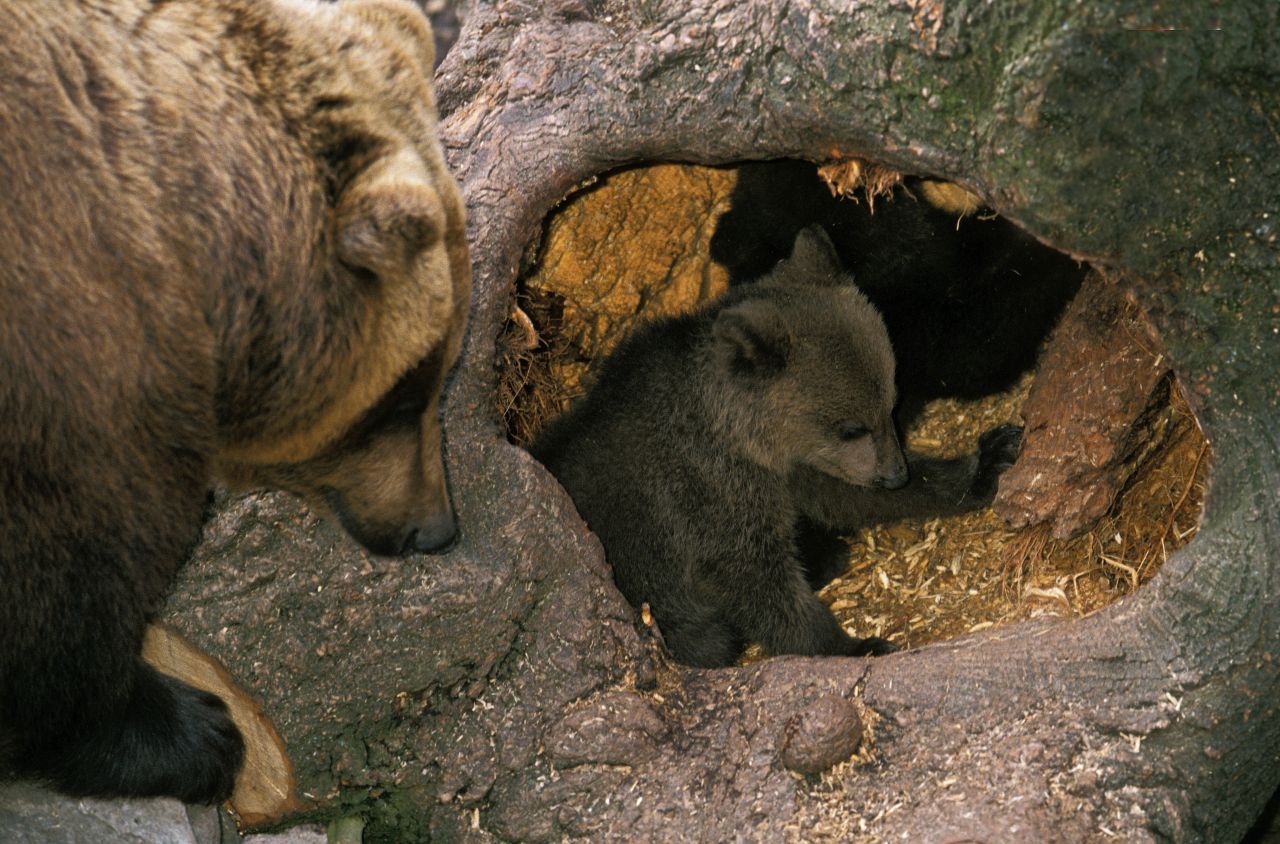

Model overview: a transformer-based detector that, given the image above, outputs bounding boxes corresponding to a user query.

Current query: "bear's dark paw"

[969,423,1023,503]
[846,636,899,657]
[48,665,244,804]
[149,674,245,804]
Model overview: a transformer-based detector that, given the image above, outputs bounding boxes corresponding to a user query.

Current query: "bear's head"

[709,227,908,489]
[215,0,470,556]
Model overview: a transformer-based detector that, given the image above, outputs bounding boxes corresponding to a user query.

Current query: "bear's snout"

[875,468,909,490]
[403,510,457,554]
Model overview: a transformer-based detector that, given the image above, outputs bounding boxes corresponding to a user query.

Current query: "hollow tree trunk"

[164,2,1280,840]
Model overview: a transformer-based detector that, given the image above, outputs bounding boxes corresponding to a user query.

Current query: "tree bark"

[164,1,1280,840]
[993,270,1178,540]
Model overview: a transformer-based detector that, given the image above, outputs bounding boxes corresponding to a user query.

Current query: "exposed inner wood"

[142,624,305,826]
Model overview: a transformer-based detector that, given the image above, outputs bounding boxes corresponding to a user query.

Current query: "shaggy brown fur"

[0,0,470,803]
[532,229,1020,668]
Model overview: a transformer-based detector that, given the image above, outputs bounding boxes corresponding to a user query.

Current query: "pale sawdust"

[810,376,1208,654]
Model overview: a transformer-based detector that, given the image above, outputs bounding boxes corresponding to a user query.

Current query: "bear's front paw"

[847,635,899,657]
[158,675,246,804]
[969,424,1023,503]
[49,666,245,804]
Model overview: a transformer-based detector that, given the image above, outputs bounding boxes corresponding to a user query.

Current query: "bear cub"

[531,227,1021,668]
[709,159,1084,425]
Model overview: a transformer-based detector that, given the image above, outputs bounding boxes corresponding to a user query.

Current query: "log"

[993,270,1177,539]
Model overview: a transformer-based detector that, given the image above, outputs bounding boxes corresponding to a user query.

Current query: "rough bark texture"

[993,270,1177,539]
[158,2,1280,840]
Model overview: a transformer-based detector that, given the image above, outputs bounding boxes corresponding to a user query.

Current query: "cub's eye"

[838,422,869,441]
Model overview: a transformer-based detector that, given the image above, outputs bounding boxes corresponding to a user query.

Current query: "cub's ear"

[336,154,445,281]
[777,224,845,286]
[712,299,791,375]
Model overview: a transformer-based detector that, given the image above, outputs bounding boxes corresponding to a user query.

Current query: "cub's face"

[712,284,908,490]
[780,338,908,490]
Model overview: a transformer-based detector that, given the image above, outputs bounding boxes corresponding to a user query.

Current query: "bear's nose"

[402,511,457,554]
[875,468,909,490]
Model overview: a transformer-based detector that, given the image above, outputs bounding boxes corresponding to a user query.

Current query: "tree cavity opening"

[496,159,1210,655]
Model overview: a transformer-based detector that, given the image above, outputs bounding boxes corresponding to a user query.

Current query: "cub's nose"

[875,468,909,490]
[403,511,457,554]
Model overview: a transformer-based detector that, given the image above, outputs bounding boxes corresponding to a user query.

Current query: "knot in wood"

[778,693,863,775]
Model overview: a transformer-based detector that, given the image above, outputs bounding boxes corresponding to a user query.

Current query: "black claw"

[970,424,1024,502]
[850,636,899,656]
[978,423,1024,460]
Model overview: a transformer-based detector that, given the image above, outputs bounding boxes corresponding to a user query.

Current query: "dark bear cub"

[709,159,1085,424]
[532,228,1021,668]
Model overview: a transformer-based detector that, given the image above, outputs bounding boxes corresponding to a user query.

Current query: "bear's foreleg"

[1,435,245,802]
[25,660,245,803]
[791,424,1022,532]
[713,556,897,663]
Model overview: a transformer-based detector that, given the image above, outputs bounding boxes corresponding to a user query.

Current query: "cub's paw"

[969,424,1023,503]
[847,636,899,657]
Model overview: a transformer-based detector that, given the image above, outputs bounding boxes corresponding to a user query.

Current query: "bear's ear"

[778,225,845,286]
[344,0,436,75]
[336,165,445,283]
[712,299,791,375]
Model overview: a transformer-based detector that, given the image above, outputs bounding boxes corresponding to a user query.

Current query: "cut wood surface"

[141,624,304,827]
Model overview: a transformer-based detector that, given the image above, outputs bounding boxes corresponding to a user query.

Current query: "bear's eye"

[837,422,869,441]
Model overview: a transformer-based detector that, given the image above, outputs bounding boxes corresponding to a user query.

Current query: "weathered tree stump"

[163,2,1280,840]
[993,270,1178,539]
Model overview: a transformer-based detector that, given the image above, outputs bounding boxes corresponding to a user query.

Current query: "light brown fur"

[0,0,468,802]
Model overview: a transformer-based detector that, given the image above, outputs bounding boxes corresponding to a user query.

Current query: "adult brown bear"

[0,0,470,804]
